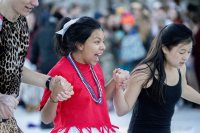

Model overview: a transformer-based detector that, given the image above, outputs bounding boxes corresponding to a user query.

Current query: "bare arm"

[22,66,72,93]
[181,65,200,104]
[105,69,129,100]
[41,98,58,124]
[21,66,49,88]
[105,78,116,100]
[113,65,149,116]
[41,84,74,124]
[22,66,74,123]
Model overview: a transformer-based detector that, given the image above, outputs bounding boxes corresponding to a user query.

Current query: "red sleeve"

[39,87,51,111]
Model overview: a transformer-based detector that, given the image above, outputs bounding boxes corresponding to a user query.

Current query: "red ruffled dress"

[40,57,118,133]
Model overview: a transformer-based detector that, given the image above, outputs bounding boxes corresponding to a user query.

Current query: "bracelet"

[45,77,52,90]
[49,96,58,103]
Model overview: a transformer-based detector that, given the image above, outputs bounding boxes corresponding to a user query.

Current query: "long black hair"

[54,16,102,56]
[137,23,194,103]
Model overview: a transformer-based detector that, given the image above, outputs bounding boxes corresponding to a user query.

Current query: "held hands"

[113,68,130,90]
[0,93,18,119]
[49,76,74,103]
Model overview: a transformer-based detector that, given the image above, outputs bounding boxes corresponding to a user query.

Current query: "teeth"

[95,53,102,57]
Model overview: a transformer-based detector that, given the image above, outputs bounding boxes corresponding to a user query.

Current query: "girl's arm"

[40,98,58,124]
[181,65,200,104]
[105,69,129,100]
[41,85,74,124]
[105,78,116,100]
[113,64,150,116]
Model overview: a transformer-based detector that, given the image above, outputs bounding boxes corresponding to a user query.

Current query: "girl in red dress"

[40,16,129,133]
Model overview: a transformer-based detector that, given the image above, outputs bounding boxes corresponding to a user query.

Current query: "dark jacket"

[30,20,59,74]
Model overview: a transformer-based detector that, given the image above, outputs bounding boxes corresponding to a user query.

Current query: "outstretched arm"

[105,78,116,100]
[22,66,51,89]
[22,66,74,123]
[181,65,200,104]
[22,66,72,92]
[105,68,129,100]
[113,64,149,116]
[41,80,74,124]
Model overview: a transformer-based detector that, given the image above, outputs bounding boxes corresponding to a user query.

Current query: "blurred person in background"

[167,8,183,24]
[30,6,66,74]
[104,9,124,71]
[118,12,146,71]
[130,2,153,52]
[151,1,168,36]
[67,3,82,19]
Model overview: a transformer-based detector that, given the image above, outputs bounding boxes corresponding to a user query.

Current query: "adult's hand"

[0,93,18,119]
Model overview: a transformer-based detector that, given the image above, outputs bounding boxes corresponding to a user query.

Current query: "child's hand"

[113,68,130,90]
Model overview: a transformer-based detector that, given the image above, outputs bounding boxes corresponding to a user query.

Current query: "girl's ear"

[76,43,84,51]
[162,46,168,54]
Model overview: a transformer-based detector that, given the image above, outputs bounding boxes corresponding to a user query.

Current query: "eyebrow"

[95,37,101,40]
[94,36,104,41]
[179,48,192,52]
[179,49,186,52]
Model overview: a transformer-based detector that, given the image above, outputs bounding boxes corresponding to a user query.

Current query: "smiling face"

[163,42,193,68]
[74,29,105,65]
[10,0,39,16]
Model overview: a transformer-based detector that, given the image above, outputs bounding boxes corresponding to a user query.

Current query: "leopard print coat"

[0,16,29,133]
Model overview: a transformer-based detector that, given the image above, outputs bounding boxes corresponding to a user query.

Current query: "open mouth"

[94,53,102,62]
[25,6,33,11]
[179,62,185,65]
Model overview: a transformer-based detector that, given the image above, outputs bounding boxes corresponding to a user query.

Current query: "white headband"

[56,18,80,37]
